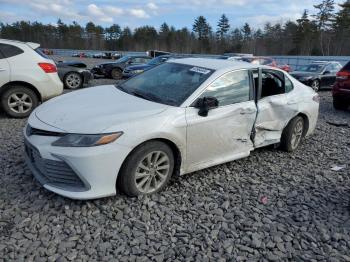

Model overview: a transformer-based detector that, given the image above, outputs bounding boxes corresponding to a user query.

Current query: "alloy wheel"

[65,72,82,89]
[290,119,304,150]
[311,80,320,91]
[7,93,33,114]
[134,151,170,194]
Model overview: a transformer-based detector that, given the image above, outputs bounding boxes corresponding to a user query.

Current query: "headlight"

[132,69,144,74]
[52,132,123,147]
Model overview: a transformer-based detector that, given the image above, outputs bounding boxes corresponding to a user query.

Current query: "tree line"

[0,0,349,56]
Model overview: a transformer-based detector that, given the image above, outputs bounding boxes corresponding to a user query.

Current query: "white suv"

[0,39,63,118]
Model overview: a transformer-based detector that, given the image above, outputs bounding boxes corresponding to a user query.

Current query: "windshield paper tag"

[190,67,211,75]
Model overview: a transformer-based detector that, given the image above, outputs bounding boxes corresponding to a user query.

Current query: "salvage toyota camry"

[24,58,319,199]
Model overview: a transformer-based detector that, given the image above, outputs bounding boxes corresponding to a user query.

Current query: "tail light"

[336,71,350,81]
[312,94,320,103]
[38,63,57,73]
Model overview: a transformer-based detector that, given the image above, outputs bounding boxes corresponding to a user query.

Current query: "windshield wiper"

[115,84,129,94]
[130,90,177,106]
[130,90,157,102]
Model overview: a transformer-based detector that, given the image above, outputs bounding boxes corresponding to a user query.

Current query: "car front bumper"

[23,125,132,200]
[91,67,105,76]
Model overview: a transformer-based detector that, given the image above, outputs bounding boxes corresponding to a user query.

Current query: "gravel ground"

[1,76,350,260]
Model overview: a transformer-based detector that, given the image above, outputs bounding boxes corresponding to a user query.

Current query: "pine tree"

[216,14,230,41]
[333,0,350,54]
[313,0,335,55]
[193,16,212,40]
[193,16,212,52]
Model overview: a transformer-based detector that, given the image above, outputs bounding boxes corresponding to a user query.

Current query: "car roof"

[125,55,150,58]
[168,57,257,71]
[0,38,40,49]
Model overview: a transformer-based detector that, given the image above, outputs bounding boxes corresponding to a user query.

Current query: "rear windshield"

[35,48,49,59]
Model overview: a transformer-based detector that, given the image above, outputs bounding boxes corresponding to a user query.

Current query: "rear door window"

[0,43,24,58]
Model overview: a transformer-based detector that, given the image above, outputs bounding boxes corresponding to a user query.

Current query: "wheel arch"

[288,112,309,137]
[298,112,310,137]
[118,138,183,181]
[0,81,42,102]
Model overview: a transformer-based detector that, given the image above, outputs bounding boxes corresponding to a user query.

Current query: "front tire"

[64,72,83,89]
[111,68,122,80]
[117,141,174,196]
[280,116,304,152]
[333,97,348,110]
[1,86,39,118]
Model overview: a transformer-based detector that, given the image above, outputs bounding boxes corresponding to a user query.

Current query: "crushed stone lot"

[1,82,350,261]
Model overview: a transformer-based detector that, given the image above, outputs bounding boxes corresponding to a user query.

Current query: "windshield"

[117,62,214,106]
[148,56,169,65]
[115,56,130,63]
[299,64,324,73]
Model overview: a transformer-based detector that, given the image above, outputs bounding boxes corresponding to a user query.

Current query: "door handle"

[0,68,6,72]
[240,109,256,115]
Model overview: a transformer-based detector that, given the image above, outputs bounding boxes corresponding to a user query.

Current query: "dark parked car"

[290,61,342,91]
[332,61,350,110]
[122,55,172,78]
[91,55,152,79]
[57,61,93,89]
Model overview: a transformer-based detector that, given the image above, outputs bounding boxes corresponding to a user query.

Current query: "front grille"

[26,125,64,137]
[25,140,87,191]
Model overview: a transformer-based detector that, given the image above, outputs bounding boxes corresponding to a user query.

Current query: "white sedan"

[24,58,319,199]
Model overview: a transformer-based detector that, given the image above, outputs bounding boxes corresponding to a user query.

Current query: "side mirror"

[194,97,219,117]
[323,70,331,75]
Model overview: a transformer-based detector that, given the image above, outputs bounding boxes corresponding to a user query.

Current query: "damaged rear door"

[254,69,298,148]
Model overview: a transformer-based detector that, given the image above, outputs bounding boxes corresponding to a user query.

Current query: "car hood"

[35,85,169,134]
[126,64,153,71]
[290,71,319,78]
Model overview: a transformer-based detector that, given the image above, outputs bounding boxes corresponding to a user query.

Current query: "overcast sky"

[0,0,344,29]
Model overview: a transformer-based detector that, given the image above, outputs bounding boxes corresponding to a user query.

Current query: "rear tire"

[333,97,348,110]
[64,72,83,89]
[311,80,320,91]
[1,86,39,118]
[111,68,122,80]
[280,116,304,152]
[117,141,174,197]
